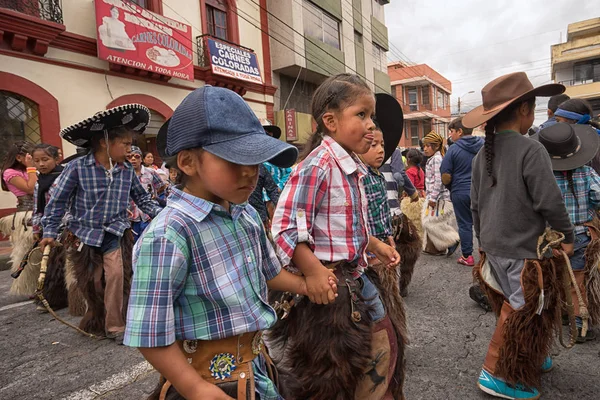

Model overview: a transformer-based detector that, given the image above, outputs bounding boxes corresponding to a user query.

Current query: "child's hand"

[373,241,401,268]
[305,265,338,304]
[39,238,56,251]
[24,153,34,168]
[554,242,574,257]
[428,200,436,209]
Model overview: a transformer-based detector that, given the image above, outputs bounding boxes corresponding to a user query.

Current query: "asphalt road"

[0,253,598,400]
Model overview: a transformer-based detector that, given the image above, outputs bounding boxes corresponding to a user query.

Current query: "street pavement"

[0,253,599,400]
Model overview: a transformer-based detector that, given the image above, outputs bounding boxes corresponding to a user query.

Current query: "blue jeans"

[570,232,591,271]
[360,274,386,322]
[451,191,473,257]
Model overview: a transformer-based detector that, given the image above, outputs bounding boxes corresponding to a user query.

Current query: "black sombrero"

[375,93,404,164]
[156,118,169,159]
[259,119,281,139]
[60,104,151,147]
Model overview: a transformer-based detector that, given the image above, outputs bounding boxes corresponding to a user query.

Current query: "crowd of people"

[0,70,599,400]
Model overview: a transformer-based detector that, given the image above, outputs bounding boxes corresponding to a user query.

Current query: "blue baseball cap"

[166,86,298,168]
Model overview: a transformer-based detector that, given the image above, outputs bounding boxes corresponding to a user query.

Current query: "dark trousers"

[451,191,473,257]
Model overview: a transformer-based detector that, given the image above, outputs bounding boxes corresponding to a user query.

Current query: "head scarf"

[422,131,446,156]
[131,146,143,156]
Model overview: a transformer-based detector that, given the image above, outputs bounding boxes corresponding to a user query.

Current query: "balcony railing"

[195,34,254,68]
[0,0,63,24]
[559,76,600,87]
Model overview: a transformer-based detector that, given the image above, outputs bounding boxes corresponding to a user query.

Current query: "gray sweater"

[471,130,574,259]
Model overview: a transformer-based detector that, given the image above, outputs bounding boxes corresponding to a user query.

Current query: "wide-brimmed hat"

[60,104,151,147]
[259,118,282,139]
[166,86,298,168]
[156,118,169,159]
[375,93,404,164]
[463,72,565,129]
[530,122,599,171]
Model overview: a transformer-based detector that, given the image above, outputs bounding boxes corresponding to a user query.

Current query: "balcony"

[0,0,65,56]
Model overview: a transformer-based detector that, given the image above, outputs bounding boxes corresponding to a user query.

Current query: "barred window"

[303,0,341,49]
[0,91,41,163]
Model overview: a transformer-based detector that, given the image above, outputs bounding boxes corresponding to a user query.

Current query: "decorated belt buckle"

[251,331,263,355]
[209,353,237,380]
[182,340,198,354]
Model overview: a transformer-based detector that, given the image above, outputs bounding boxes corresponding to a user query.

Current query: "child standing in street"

[464,72,574,399]
[405,148,425,196]
[40,104,162,342]
[271,74,405,400]
[441,117,484,266]
[124,86,326,400]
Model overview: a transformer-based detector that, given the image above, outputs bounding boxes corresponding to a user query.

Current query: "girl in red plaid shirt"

[270,74,407,399]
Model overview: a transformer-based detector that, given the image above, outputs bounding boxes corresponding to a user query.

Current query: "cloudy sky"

[385,0,598,125]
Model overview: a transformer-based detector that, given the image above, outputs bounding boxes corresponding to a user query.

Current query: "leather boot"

[483,301,513,375]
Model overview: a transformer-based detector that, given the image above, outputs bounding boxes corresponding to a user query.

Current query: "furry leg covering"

[473,254,508,318]
[0,212,36,295]
[69,231,133,335]
[495,258,565,388]
[584,219,600,326]
[268,268,374,400]
[421,201,459,252]
[400,197,423,240]
[393,214,422,297]
[64,254,87,316]
[35,245,68,310]
[365,264,408,400]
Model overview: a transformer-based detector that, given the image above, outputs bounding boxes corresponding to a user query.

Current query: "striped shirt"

[42,153,162,247]
[124,188,281,399]
[554,166,600,235]
[271,135,369,275]
[425,151,450,202]
[129,166,165,222]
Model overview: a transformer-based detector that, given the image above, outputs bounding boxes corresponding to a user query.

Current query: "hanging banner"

[205,37,263,84]
[94,0,194,81]
[285,109,297,141]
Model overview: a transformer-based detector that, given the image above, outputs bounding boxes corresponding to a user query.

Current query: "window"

[372,0,384,21]
[410,121,419,146]
[0,91,41,162]
[372,43,386,72]
[574,59,600,83]
[303,0,341,49]
[436,88,446,109]
[422,120,431,136]
[421,86,430,106]
[207,0,228,40]
[406,87,417,111]
[434,122,447,137]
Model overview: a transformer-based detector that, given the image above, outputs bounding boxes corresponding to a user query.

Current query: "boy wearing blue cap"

[124,86,335,400]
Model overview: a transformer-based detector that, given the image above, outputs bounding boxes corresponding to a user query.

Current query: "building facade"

[388,61,452,148]
[552,17,600,115]
[0,0,277,215]
[267,0,392,145]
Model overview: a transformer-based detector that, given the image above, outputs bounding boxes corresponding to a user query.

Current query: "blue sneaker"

[541,356,553,373]
[478,369,540,399]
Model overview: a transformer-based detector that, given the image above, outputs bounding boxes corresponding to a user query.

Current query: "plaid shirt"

[124,188,281,398]
[271,135,369,275]
[42,154,162,247]
[129,166,165,222]
[554,166,600,235]
[363,166,393,241]
[425,151,450,202]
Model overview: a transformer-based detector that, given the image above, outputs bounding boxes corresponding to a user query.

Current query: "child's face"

[181,150,259,207]
[32,150,57,174]
[144,153,154,165]
[449,128,462,143]
[326,93,376,155]
[127,153,142,170]
[169,168,178,182]
[361,130,385,168]
[423,143,436,157]
[108,133,134,163]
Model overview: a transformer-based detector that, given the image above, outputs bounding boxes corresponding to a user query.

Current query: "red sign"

[285,109,297,141]
[94,0,194,81]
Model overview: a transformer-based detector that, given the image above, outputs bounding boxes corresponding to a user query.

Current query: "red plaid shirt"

[271,135,370,276]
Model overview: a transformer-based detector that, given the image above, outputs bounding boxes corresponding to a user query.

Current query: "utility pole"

[458,97,461,115]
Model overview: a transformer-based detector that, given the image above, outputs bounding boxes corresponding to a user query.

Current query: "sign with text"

[94,0,194,81]
[206,37,263,84]
[285,109,297,141]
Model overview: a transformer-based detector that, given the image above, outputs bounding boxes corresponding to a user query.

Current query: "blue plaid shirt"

[42,153,162,247]
[124,188,282,399]
[554,166,600,235]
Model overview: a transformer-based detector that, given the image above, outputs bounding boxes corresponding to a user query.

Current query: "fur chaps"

[421,200,459,252]
[400,197,423,240]
[269,263,407,400]
[0,212,36,295]
[67,230,134,335]
[476,254,566,388]
[35,245,68,310]
[392,214,422,297]
[64,254,87,316]
[584,219,600,326]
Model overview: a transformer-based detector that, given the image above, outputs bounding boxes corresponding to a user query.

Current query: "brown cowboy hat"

[462,72,565,129]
